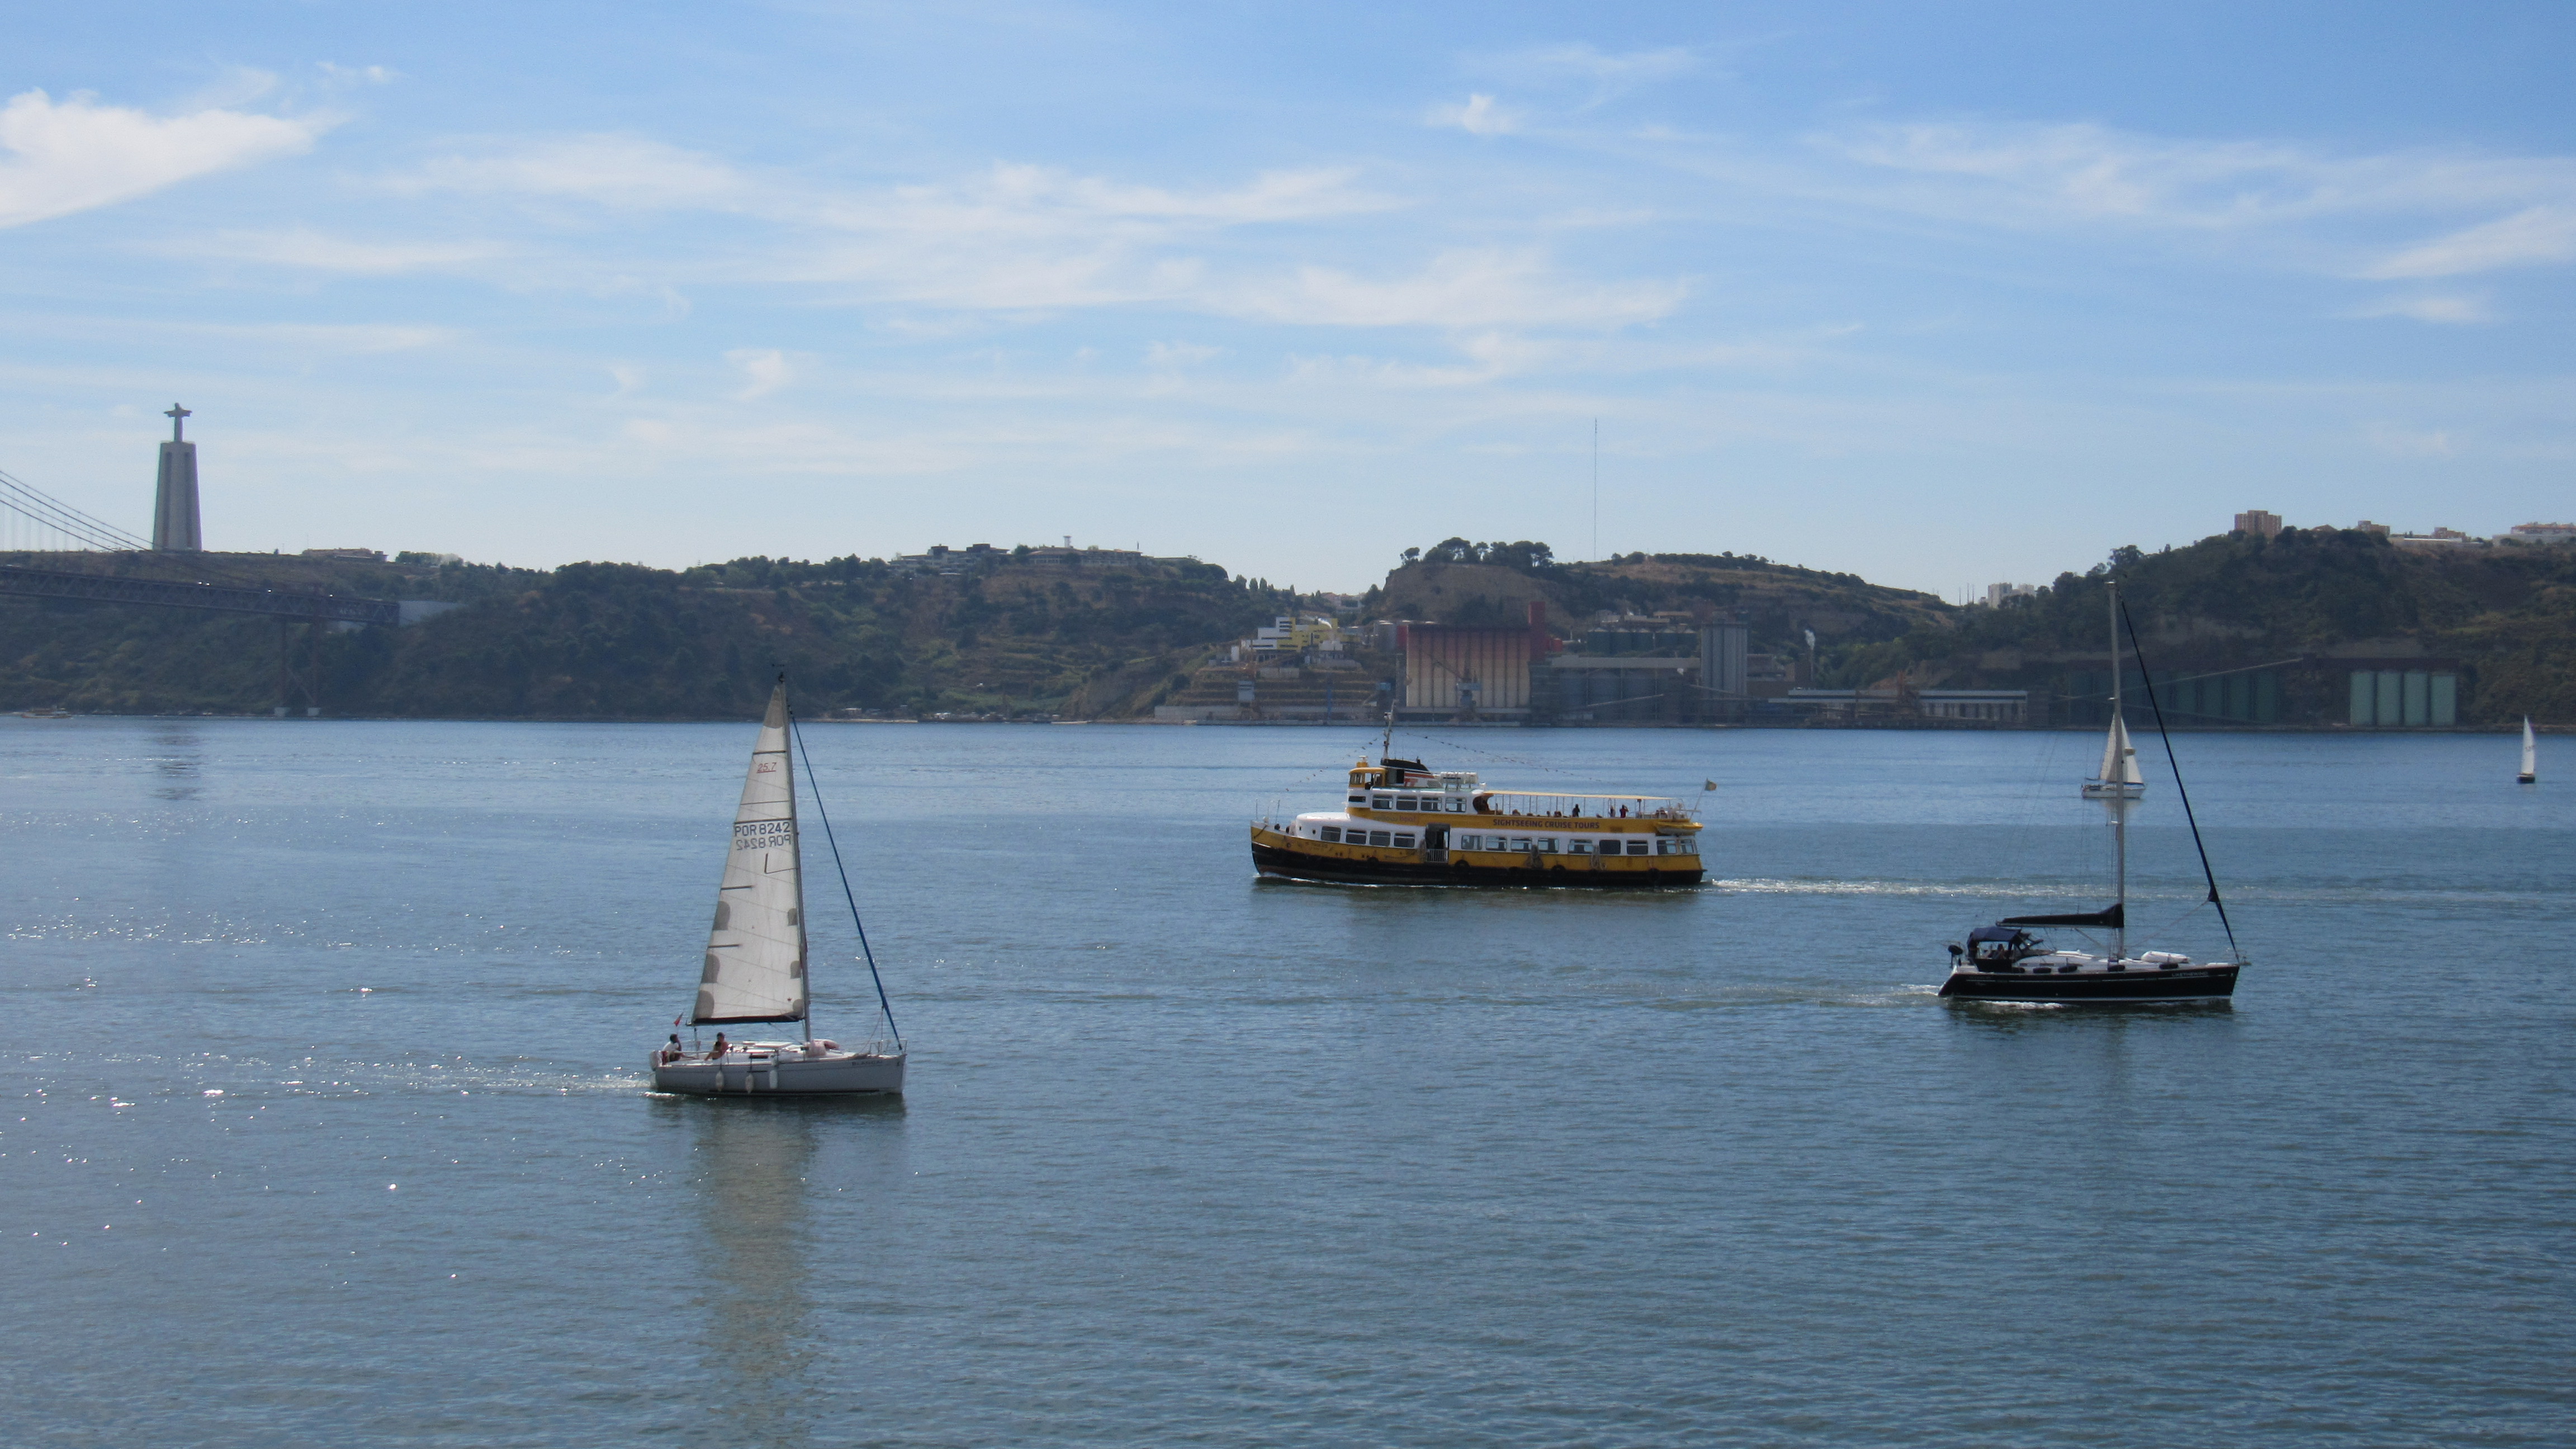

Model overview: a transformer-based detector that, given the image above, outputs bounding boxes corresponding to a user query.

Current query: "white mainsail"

[2522,717,2539,782]
[2100,716,2144,787]
[694,682,809,1024]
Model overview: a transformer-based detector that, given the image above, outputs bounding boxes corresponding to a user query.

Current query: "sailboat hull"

[1939,964,2239,1003]
[652,1048,905,1095]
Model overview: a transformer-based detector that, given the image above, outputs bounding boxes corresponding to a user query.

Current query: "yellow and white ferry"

[1251,752,1704,888]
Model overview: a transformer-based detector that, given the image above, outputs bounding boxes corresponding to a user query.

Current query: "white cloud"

[963,163,1386,224]
[769,164,1409,313]
[190,227,503,273]
[2364,423,2457,456]
[1427,94,1519,138]
[235,322,457,352]
[1287,332,1556,389]
[2352,293,2493,325]
[1799,119,2576,296]
[1224,249,1684,330]
[1827,121,2576,234]
[1144,341,1220,367]
[0,88,328,229]
[726,348,794,399]
[1485,44,1697,88]
[316,63,398,87]
[2365,206,2576,278]
[364,137,1680,339]
[1830,122,2322,225]
[391,135,750,210]
[400,139,1389,230]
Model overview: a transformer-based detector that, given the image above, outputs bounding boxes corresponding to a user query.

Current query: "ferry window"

[1510,838,1531,851]
[1371,795,1391,809]
[1537,839,1556,853]
[1368,830,1391,846]
[1569,840,1591,855]
[1394,835,1416,849]
[1320,827,1341,842]
[1459,835,1481,850]
[1626,841,1648,855]
[1656,838,1674,855]
[1396,796,1419,811]
[1679,839,1698,855]
[1348,794,1365,804]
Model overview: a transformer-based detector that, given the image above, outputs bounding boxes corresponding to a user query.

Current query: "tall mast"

[2109,581,2127,963]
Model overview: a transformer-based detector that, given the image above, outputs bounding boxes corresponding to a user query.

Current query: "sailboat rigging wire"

[1396,731,1586,780]
[788,707,903,1049]
[2118,598,2241,959]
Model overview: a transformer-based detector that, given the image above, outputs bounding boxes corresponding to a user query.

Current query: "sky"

[3,1,2573,596]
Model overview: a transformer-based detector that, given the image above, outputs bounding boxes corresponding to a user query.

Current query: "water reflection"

[664,1096,905,1440]
[146,723,202,801]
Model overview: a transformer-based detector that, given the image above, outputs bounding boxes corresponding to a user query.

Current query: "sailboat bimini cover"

[695,683,809,1024]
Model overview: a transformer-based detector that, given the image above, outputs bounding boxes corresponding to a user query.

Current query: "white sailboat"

[2081,589,2147,801]
[2520,717,2537,784]
[652,678,905,1096]
[2082,716,2146,801]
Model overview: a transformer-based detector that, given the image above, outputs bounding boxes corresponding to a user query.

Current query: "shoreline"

[5,713,2560,734]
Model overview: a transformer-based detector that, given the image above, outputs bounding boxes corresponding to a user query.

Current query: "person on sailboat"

[708,1032,731,1060]
[661,1034,684,1066]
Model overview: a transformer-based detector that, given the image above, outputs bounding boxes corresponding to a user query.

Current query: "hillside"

[9,529,2568,724]
[1370,539,1950,655]
[0,550,1298,719]
[1834,530,2576,723]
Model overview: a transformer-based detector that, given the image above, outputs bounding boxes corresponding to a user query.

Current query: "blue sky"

[4,2,2572,595]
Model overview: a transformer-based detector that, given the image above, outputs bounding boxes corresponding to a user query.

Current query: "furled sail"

[2099,716,2144,787]
[2001,903,2125,929]
[694,681,808,1024]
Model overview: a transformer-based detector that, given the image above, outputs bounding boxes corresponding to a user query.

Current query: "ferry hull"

[652,1050,905,1095]
[1252,838,1702,889]
[1938,964,2239,1003]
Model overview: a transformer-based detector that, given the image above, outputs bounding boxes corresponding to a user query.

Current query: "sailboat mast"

[784,692,809,1031]
[2109,582,2127,963]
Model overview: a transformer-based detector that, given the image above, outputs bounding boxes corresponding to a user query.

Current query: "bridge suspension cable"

[0,468,150,553]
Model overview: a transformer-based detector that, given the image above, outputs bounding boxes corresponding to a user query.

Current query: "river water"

[4,718,2570,1447]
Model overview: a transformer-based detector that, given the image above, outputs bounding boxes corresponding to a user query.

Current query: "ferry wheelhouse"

[1251,754,1704,888]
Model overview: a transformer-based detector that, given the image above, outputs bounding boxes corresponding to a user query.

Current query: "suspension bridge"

[1,464,413,712]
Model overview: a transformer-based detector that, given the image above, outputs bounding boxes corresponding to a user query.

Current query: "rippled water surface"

[5,718,2571,1446]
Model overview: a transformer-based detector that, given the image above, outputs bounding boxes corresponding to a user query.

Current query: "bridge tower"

[153,403,201,551]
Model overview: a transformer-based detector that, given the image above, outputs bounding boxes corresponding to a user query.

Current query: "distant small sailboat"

[2081,588,2146,801]
[2520,717,2538,784]
[651,677,905,1096]
[2082,717,2146,801]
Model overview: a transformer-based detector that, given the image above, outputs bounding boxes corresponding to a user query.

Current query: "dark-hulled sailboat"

[1941,584,2244,1004]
